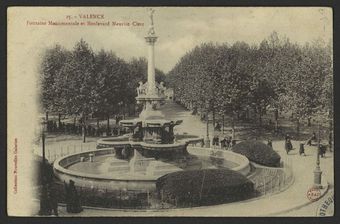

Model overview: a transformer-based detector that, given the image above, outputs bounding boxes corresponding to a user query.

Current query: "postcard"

[7,7,333,216]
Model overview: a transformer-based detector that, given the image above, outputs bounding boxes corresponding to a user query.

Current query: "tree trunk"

[97,118,100,130]
[329,113,333,151]
[82,114,86,143]
[222,114,225,134]
[45,112,48,122]
[296,118,300,136]
[74,116,77,126]
[259,107,262,127]
[231,116,235,139]
[274,109,279,132]
[123,104,126,119]
[212,107,215,129]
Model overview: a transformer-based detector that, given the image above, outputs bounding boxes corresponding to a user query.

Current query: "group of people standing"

[212,135,236,150]
[211,122,237,149]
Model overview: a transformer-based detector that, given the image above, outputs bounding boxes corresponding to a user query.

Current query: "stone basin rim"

[53,147,251,182]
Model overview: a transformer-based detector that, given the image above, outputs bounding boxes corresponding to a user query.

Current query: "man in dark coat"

[212,135,219,147]
[220,137,227,150]
[318,144,327,158]
[47,183,59,216]
[285,135,293,154]
[299,142,306,156]
[65,180,83,213]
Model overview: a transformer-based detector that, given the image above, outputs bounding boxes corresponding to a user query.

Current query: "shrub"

[156,169,254,207]
[232,140,281,167]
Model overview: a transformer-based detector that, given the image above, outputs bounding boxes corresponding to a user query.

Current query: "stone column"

[145,36,157,95]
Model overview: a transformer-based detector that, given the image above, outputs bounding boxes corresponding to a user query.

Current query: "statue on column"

[147,8,156,36]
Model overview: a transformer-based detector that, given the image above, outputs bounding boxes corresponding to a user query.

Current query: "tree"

[94,49,130,131]
[167,32,333,138]
[39,44,71,124]
[56,39,97,142]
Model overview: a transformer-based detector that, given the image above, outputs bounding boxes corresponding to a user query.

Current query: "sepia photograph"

[7,6,333,217]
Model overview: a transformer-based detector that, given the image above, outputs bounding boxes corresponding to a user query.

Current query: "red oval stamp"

[307,187,321,202]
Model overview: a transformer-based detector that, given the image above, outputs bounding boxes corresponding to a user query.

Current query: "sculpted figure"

[137,81,144,95]
[159,81,166,95]
[147,8,155,25]
[147,8,156,35]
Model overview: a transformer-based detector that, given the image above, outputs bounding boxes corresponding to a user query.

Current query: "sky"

[9,7,332,73]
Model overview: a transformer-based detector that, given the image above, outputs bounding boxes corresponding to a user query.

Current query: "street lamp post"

[39,119,49,215]
[313,120,323,189]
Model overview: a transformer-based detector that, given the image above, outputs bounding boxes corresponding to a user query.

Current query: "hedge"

[156,169,254,207]
[232,140,281,167]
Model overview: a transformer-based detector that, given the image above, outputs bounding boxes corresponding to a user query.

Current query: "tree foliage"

[167,32,333,128]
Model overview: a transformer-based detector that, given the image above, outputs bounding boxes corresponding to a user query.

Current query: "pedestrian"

[307,132,317,146]
[220,136,227,150]
[285,136,293,154]
[299,142,306,156]
[69,180,82,213]
[319,144,326,158]
[200,138,204,147]
[226,136,232,149]
[214,122,221,132]
[212,135,219,147]
[47,183,59,216]
[267,139,272,148]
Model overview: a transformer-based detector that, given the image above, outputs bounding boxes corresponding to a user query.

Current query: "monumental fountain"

[53,9,251,192]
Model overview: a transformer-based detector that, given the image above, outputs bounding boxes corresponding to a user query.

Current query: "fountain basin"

[53,147,250,191]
